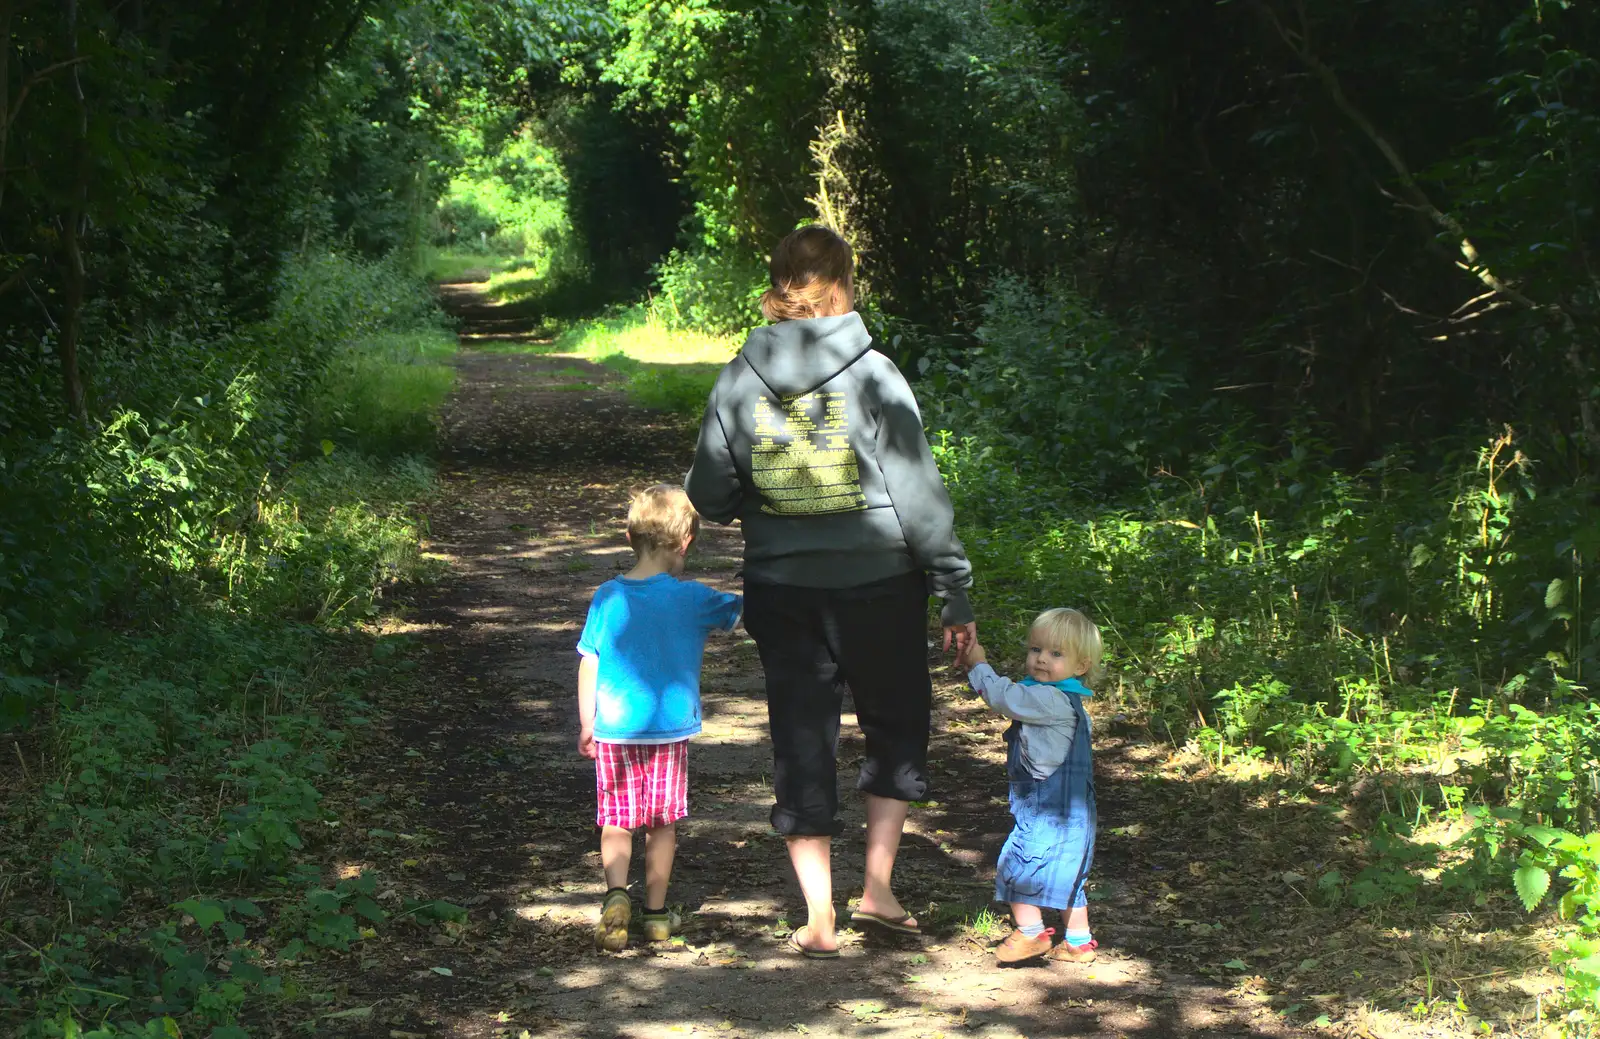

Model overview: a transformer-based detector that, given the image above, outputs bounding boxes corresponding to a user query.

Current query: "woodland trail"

[306,276,1307,1039]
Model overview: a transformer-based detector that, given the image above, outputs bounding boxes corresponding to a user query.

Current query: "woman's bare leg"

[786,835,837,952]
[857,793,916,926]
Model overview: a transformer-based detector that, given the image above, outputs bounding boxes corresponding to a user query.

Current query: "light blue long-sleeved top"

[968,662,1092,780]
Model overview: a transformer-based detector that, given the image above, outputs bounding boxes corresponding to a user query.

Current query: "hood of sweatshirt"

[740,312,876,397]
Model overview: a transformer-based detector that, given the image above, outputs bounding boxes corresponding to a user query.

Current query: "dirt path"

[313,279,1306,1039]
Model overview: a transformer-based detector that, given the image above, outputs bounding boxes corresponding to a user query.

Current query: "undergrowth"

[922,276,1600,1030]
[0,252,456,1037]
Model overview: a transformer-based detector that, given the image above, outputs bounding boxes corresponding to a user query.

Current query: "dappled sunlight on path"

[313,279,1304,1039]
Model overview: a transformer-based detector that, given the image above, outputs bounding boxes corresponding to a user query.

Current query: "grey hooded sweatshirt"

[685,312,974,626]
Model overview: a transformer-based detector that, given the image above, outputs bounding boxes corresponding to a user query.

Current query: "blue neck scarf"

[1019,676,1093,698]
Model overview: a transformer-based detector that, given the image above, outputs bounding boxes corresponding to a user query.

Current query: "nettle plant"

[1512,824,1600,1019]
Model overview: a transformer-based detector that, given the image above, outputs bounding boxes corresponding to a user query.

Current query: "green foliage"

[305,331,459,457]
[624,366,723,415]
[433,120,572,260]
[0,252,446,675]
[925,277,1600,1019]
[649,246,767,336]
[920,276,1188,495]
[546,306,734,414]
[1505,823,1600,1023]
[0,241,449,1036]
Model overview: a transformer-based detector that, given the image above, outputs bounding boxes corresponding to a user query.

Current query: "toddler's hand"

[578,727,598,760]
[958,638,987,670]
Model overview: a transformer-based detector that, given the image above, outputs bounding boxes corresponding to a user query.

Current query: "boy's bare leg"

[600,825,633,890]
[643,823,676,909]
[1064,904,1090,936]
[859,793,914,924]
[786,835,837,951]
[1011,902,1045,929]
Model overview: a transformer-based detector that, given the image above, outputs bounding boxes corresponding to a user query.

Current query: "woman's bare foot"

[789,922,840,958]
[854,895,917,931]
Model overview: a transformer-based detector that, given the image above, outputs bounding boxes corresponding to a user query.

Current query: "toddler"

[577,485,742,951]
[959,607,1101,965]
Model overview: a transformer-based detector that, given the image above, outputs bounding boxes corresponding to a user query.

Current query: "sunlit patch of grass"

[306,329,458,455]
[541,306,735,414]
[421,248,525,283]
[483,261,545,301]
[219,453,443,622]
[918,900,996,937]
[553,306,738,367]
[966,906,1008,940]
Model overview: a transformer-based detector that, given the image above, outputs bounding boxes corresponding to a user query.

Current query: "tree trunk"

[1,0,13,218]
[59,0,88,424]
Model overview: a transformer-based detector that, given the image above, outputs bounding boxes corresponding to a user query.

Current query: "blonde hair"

[1029,608,1104,683]
[627,484,700,555]
[760,225,855,322]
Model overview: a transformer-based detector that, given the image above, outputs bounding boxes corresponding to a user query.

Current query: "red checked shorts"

[594,740,689,829]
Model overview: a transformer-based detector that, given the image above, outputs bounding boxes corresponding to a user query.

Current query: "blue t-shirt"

[577,573,743,743]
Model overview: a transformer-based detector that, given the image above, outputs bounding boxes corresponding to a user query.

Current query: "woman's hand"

[942,621,977,660]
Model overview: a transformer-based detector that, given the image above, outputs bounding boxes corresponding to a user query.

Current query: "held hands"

[956,636,987,671]
[942,621,977,660]
[578,726,598,760]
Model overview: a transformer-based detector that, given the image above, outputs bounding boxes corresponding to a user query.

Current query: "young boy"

[576,484,742,952]
[958,607,1102,966]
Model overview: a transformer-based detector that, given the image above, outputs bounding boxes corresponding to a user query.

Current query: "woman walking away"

[686,225,975,958]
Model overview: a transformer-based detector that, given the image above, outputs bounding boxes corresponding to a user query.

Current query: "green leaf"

[430,965,454,976]
[1223,958,1249,970]
[176,897,227,932]
[353,895,387,923]
[1514,865,1551,911]
[1545,577,1567,608]
[321,439,336,456]
[1523,824,1569,846]
[1560,953,1600,979]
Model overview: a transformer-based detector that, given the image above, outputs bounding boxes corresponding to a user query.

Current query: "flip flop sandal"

[787,925,840,959]
[850,910,921,935]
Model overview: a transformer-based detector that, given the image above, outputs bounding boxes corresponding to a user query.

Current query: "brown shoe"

[1047,938,1098,964]
[995,928,1054,964]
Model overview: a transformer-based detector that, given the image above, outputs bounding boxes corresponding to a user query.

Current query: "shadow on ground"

[285,276,1546,1039]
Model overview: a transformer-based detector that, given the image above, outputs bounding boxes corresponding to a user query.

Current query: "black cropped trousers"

[743,571,933,837]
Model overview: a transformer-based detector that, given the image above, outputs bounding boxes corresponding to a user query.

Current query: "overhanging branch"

[1251,0,1598,454]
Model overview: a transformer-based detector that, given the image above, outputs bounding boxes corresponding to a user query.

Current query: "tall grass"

[305,330,458,455]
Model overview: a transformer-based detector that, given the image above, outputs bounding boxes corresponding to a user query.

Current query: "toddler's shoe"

[596,888,631,952]
[642,907,681,942]
[994,927,1054,964]
[1047,938,1098,964]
